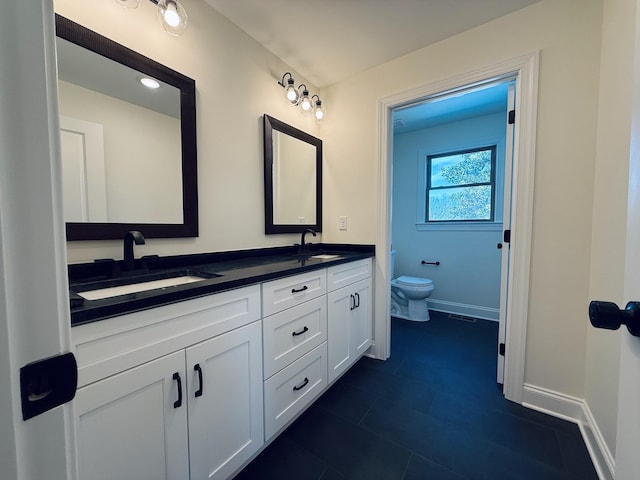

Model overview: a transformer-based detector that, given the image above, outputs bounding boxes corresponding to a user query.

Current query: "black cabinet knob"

[589,300,640,337]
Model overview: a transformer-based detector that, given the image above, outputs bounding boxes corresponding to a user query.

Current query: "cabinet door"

[327,277,373,384]
[186,321,264,480]
[327,286,353,384]
[75,350,189,480]
[351,277,372,357]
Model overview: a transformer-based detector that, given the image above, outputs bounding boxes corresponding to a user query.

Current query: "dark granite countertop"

[69,243,375,326]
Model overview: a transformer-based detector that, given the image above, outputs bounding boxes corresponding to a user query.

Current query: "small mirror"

[55,15,198,241]
[263,115,322,234]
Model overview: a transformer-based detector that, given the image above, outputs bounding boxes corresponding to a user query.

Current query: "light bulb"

[314,107,324,121]
[300,96,312,111]
[298,85,312,112]
[286,82,299,104]
[157,0,188,36]
[164,2,181,27]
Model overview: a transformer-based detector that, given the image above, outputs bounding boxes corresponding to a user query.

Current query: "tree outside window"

[426,146,496,222]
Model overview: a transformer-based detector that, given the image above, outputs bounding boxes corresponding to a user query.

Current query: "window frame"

[425,145,497,223]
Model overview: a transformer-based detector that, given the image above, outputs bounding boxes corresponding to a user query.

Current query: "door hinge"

[503,229,511,244]
[499,343,506,356]
[508,109,516,124]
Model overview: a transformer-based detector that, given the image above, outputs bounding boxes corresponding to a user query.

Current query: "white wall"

[323,0,602,400]
[392,112,506,319]
[55,0,324,263]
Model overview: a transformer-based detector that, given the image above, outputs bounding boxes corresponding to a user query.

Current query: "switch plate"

[339,216,348,230]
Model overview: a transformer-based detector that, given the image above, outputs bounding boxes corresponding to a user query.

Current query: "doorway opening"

[374,53,539,404]
[390,79,514,385]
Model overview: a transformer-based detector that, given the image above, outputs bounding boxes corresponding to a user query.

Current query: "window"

[426,145,496,222]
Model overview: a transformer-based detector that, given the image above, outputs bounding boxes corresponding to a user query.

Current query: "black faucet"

[298,228,317,254]
[123,230,145,271]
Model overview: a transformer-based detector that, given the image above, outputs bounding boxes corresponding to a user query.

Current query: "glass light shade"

[157,0,188,36]
[115,0,141,9]
[285,81,299,105]
[314,104,325,121]
[299,93,312,112]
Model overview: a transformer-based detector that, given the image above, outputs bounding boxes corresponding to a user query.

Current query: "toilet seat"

[394,275,433,288]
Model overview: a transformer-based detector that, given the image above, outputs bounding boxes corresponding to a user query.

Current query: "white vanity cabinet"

[327,259,373,383]
[72,285,263,480]
[71,256,374,479]
[261,270,329,440]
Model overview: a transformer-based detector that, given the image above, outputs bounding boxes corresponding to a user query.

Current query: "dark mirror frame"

[56,14,198,241]
[263,114,322,234]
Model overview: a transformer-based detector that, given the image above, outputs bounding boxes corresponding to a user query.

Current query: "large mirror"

[55,15,198,241]
[263,115,322,234]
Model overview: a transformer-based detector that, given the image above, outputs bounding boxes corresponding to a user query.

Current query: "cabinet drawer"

[73,285,261,387]
[264,342,328,440]
[262,270,327,316]
[327,258,372,292]
[263,296,327,379]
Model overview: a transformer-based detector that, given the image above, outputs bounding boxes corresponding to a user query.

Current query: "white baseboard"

[427,298,499,321]
[522,384,614,480]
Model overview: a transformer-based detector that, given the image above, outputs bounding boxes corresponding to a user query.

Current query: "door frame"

[372,52,539,403]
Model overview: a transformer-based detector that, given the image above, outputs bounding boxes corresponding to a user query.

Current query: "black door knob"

[588,300,640,337]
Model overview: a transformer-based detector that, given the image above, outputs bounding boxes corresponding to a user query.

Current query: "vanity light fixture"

[114,0,188,36]
[277,72,325,121]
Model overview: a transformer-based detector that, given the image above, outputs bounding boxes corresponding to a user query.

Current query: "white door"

[0,2,76,478]
[186,321,264,480]
[75,351,189,480]
[59,116,108,222]
[497,82,516,384]
[614,3,640,476]
[351,277,372,357]
[327,286,352,383]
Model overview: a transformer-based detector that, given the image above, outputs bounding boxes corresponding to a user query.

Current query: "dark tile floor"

[234,312,598,480]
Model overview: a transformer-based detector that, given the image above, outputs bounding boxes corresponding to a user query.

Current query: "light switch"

[339,216,347,230]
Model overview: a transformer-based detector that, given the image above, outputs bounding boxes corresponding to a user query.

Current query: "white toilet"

[390,250,435,321]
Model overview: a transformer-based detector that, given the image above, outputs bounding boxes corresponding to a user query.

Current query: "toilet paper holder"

[588,300,640,337]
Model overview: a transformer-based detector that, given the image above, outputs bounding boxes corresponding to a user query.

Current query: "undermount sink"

[74,270,219,301]
[310,254,342,260]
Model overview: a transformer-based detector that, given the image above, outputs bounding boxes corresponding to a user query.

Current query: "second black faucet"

[298,228,317,254]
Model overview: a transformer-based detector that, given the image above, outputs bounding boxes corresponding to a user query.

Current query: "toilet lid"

[396,275,433,287]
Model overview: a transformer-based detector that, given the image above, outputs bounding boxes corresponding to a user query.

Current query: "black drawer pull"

[292,326,309,337]
[291,285,308,294]
[355,292,360,308]
[194,363,203,397]
[173,372,182,408]
[293,377,309,391]
[350,294,355,311]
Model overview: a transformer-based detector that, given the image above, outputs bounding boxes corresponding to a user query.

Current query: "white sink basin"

[78,275,209,301]
[311,254,341,260]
